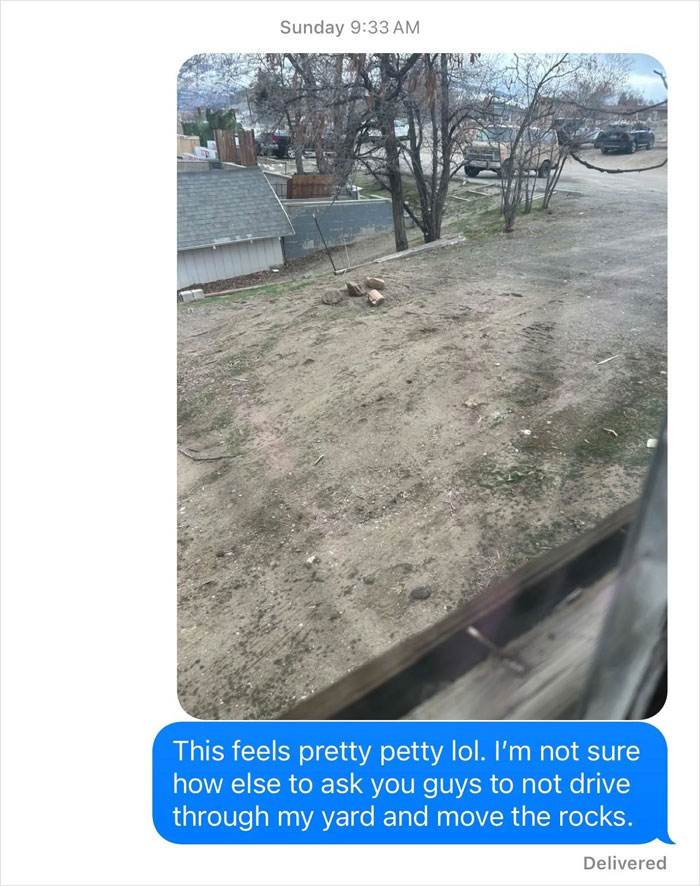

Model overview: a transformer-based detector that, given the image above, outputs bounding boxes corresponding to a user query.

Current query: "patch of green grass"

[179,278,314,309]
[454,205,504,241]
[511,517,576,562]
[178,390,222,430]
[569,382,665,465]
[457,454,545,495]
[476,464,546,492]
[210,411,232,431]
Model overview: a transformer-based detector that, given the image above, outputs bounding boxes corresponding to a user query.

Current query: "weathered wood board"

[405,574,615,720]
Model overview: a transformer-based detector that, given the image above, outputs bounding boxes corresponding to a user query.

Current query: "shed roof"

[177,165,294,251]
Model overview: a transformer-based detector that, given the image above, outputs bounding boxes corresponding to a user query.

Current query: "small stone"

[346,281,365,297]
[646,438,658,449]
[321,288,344,305]
[520,429,532,436]
[365,277,386,290]
[305,555,319,567]
[410,585,432,601]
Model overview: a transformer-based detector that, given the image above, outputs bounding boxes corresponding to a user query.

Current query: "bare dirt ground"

[177,154,667,719]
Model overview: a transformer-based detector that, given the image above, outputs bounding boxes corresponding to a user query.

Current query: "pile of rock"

[322,277,387,307]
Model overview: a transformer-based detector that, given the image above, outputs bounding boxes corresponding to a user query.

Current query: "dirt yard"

[177,157,667,719]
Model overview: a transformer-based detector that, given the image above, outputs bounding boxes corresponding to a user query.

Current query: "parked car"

[464,127,561,178]
[255,131,291,159]
[599,122,655,154]
[554,121,587,147]
[582,129,605,148]
[363,121,411,144]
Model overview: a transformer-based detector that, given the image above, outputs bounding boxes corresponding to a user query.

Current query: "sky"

[177,53,669,113]
[623,53,667,101]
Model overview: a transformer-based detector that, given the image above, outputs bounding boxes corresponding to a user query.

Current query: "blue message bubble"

[153,722,670,844]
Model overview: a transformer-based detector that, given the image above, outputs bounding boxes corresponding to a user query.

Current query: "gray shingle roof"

[177,166,294,251]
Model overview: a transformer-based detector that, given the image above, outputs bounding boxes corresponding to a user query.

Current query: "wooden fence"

[286,174,332,199]
[214,129,257,166]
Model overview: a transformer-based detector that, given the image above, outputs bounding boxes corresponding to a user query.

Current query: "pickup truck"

[464,127,561,178]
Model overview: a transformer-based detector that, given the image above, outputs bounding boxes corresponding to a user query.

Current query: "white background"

[1,2,698,884]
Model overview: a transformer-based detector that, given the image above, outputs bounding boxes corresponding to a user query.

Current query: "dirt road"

[177,158,666,719]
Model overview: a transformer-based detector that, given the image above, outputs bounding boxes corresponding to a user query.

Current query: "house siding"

[177,237,283,288]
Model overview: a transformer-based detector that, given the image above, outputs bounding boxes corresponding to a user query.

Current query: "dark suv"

[255,131,291,159]
[599,123,655,154]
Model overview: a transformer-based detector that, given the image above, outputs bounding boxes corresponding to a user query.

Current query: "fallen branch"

[374,235,465,264]
[178,447,238,462]
[451,191,495,201]
[596,354,621,365]
[569,149,667,174]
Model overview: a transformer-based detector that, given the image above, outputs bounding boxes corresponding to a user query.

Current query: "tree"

[282,53,425,251]
[181,108,240,148]
[360,53,421,251]
[250,55,310,173]
[399,54,487,243]
[353,54,490,246]
[493,54,579,231]
[185,53,659,251]
[493,53,637,230]
[616,88,646,107]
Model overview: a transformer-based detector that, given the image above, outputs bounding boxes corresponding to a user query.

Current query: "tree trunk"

[314,136,331,174]
[380,56,409,252]
[288,109,305,174]
[385,139,409,252]
[542,151,567,209]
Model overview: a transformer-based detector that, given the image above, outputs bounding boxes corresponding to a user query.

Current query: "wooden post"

[238,130,257,166]
[214,129,239,164]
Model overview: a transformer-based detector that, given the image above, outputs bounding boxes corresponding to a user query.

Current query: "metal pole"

[313,213,338,273]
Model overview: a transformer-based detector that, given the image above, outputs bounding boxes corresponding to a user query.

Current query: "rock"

[321,288,344,305]
[305,555,320,567]
[364,277,386,290]
[346,281,365,297]
[410,585,432,601]
[647,438,658,449]
[367,289,385,307]
[520,429,532,436]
